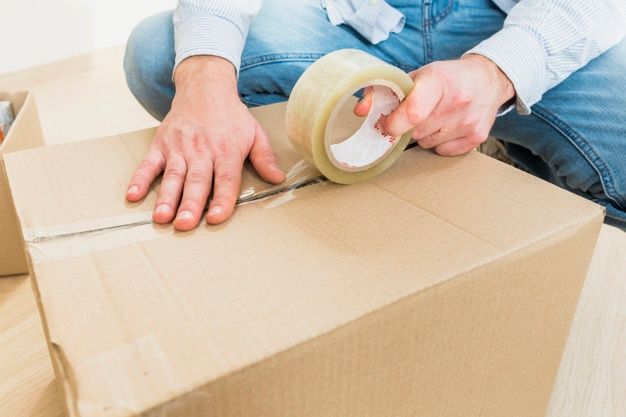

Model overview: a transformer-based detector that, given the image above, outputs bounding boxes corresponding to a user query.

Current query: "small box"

[0,91,44,276]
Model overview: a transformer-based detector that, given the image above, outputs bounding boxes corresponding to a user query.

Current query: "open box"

[3,101,604,417]
[0,91,44,276]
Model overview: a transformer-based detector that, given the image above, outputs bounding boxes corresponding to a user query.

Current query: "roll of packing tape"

[285,49,414,184]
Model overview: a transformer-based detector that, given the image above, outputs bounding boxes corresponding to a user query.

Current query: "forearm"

[466,0,626,114]
[173,0,262,76]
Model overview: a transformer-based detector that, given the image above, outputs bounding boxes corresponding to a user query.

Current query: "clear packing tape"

[286,49,414,184]
[25,49,413,263]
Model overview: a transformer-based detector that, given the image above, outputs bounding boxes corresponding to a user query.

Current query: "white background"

[0,0,175,74]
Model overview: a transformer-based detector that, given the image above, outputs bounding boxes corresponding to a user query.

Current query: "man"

[123,0,626,231]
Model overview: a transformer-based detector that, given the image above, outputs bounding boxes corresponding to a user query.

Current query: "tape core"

[325,81,404,172]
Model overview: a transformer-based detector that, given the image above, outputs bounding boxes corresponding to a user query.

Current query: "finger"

[353,86,373,117]
[414,110,468,148]
[249,123,285,184]
[206,156,243,225]
[153,154,187,224]
[434,137,477,156]
[380,71,443,137]
[127,149,165,202]
[173,158,213,231]
[411,117,443,142]
[417,128,462,149]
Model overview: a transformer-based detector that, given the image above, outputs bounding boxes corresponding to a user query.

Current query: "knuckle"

[421,136,433,146]
[461,115,479,128]
[163,165,185,180]
[215,139,237,158]
[256,148,276,162]
[405,101,426,125]
[468,132,487,145]
[190,132,211,155]
[185,170,210,184]
[139,154,160,171]
[451,92,472,108]
[216,172,238,185]
[419,137,434,149]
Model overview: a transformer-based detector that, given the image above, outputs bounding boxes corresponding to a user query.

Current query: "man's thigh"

[238,0,428,106]
[491,38,626,227]
[124,11,176,121]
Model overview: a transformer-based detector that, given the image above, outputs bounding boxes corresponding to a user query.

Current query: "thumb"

[380,71,443,137]
[249,123,285,184]
[353,86,373,117]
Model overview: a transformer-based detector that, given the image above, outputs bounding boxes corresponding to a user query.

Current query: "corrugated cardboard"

[4,102,603,417]
[0,91,44,276]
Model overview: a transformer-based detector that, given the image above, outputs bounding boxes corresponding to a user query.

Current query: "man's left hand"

[354,54,515,156]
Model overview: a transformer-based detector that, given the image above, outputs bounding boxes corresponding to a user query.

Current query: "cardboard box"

[0,91,44,276]
[4,102,603,417]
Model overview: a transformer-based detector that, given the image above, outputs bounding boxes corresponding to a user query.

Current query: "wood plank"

[546,224,626,417]
[0,275,64,417]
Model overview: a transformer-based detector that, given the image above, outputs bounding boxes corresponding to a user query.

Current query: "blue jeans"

[124,0,626,229]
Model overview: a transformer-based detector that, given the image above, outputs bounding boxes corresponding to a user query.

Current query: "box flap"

[0,90,44,276]
[4,102,604,417]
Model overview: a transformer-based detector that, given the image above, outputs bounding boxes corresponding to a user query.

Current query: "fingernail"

[127,185,139,195]
[155,204,170,214]
[177,210,193,220]
[208,205,223,217]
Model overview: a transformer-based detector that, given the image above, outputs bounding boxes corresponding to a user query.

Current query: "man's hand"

[354,54,515,156]
[126,56,285,231]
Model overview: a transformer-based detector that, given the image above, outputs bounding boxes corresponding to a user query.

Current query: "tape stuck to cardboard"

[286,49,414,184]
[23,159,326,263]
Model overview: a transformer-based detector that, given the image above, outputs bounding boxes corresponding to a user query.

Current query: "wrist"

[463,54,515,107]
[174,55,238,95]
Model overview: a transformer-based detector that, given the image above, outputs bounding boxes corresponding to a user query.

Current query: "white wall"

[0,0,175,74]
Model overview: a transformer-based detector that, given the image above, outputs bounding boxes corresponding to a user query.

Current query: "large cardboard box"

[0,91,44,276]
[4,102,603,417]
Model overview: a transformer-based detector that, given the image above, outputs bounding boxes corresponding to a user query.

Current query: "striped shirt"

[174,0,626,114]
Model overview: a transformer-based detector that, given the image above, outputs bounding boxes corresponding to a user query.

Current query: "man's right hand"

[126,56,285,231]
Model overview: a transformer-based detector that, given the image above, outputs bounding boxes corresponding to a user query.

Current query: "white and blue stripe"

[174,0,626,114]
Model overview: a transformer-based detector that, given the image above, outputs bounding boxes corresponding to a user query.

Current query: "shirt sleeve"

[465,0,626,115]
[173,0,262,76]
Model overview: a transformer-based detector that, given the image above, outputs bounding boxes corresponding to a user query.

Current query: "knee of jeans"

[124,11,175,121]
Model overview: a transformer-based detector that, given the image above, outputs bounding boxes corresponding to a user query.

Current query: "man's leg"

[124,0,431,117]
[489,39,626,228]
[124,11,176,121]
[237,0,430,106]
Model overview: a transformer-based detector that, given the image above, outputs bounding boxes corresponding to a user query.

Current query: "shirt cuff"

[464,25,546,115]
[174,14,246,78]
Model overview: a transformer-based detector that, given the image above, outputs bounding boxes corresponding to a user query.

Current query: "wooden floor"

[0,46,624,417]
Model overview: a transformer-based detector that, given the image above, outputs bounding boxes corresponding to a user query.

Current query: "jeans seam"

[433,0,455,24]
[241,52,325,71]
[532,104,626,209]
[422,1,433,63]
